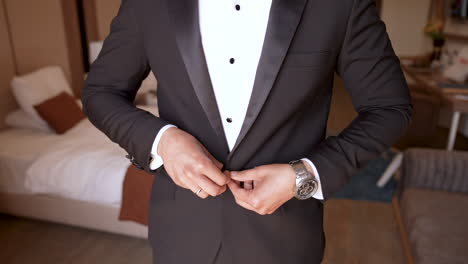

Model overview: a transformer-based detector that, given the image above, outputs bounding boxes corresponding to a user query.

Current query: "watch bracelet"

[288,160,318,198]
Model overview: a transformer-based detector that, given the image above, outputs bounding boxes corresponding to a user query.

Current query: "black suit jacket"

[82,0,412,263]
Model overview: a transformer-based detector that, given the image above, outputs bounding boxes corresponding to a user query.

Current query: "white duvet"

[24,106,158,207]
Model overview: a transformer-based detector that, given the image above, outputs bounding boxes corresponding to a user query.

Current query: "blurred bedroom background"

[0,0,467,263]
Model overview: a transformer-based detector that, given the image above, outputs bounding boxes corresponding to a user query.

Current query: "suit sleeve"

[306,0,413,199]
[81,0,170,173]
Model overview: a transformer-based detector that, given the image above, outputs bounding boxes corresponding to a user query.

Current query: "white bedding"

[1,105,158,207]
[0,129,58,194]
[24,119,131,207]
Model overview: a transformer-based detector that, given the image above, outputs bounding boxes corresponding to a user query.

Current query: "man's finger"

[192,173,224,196]
[218,184,228,195]
[230,168,262,182]
[196,189,209,199]
[177,173,195,190]
[229,181,265,214]
[243,180,254,190]
[201,160,230,186]
[227,180,251,203]
[179,175,209,199]
[235,197,257,212]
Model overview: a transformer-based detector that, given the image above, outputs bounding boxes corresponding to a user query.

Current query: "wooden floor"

[0,199,403,264]
[0,213,152,264]
[323,200,404,264]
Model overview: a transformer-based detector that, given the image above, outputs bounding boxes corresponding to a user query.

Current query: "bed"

[0,107,158,238]
[0,65,158,238]
[0,108,157,238]
[0,0,156,238]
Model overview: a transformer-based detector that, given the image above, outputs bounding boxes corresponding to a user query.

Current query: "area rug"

[332,151,397,203]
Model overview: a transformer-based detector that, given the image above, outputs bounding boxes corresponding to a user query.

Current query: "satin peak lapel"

[166,0,228,150]
[230,0,309,154]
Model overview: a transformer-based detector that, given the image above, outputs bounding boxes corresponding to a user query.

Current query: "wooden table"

[377,59,468,188]
[401,61,468,151]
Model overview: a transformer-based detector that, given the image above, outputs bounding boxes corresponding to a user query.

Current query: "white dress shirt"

[149,0,323,200]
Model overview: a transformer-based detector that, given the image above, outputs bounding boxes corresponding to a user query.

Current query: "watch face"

[296,179,318,200]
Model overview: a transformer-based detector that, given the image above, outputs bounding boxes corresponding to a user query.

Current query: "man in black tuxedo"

[82,0,412,263]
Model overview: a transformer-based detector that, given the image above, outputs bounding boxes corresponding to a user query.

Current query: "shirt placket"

[221,0,246,150]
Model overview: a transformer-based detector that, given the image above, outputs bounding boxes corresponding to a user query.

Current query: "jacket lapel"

[166,0,229,150]
[230,0,309,154]
[166,0,308,162]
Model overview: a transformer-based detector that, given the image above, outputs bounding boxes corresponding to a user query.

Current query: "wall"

[5,0,70,80]
[0,0,85,128]
[381,0,432,56]
[382,0,468,139]
[0,1,17,129]
[4,0,84,96]
[95,0,120,40]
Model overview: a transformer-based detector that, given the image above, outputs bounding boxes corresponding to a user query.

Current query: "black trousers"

[152,242,325,264]
[153,242,232,264]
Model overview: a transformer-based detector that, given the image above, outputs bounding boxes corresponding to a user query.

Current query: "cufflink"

[126,154,144,170]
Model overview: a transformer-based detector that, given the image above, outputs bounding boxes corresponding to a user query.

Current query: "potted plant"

[425,21,446,62]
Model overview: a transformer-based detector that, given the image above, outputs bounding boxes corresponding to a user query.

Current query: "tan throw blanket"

[119,165,154,226]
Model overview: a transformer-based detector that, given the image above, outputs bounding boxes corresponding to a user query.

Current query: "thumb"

[230,168,261,181]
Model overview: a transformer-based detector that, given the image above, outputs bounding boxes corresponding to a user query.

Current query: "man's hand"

[158,127,230,199]
[227,164,297,215]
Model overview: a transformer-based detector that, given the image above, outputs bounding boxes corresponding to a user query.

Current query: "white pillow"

[89,41,104,64]
[4,109,54,133]
[11,66,73,124]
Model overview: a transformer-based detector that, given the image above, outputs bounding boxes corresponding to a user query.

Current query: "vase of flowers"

[425,21,446,62]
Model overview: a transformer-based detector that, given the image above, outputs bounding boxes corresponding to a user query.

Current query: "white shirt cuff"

[301,158,324,200]
[149,125,177,170]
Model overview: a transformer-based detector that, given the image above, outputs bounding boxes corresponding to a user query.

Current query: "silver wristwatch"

[289,160,319,200]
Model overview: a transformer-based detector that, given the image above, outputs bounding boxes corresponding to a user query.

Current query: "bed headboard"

[0,0,85,129]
